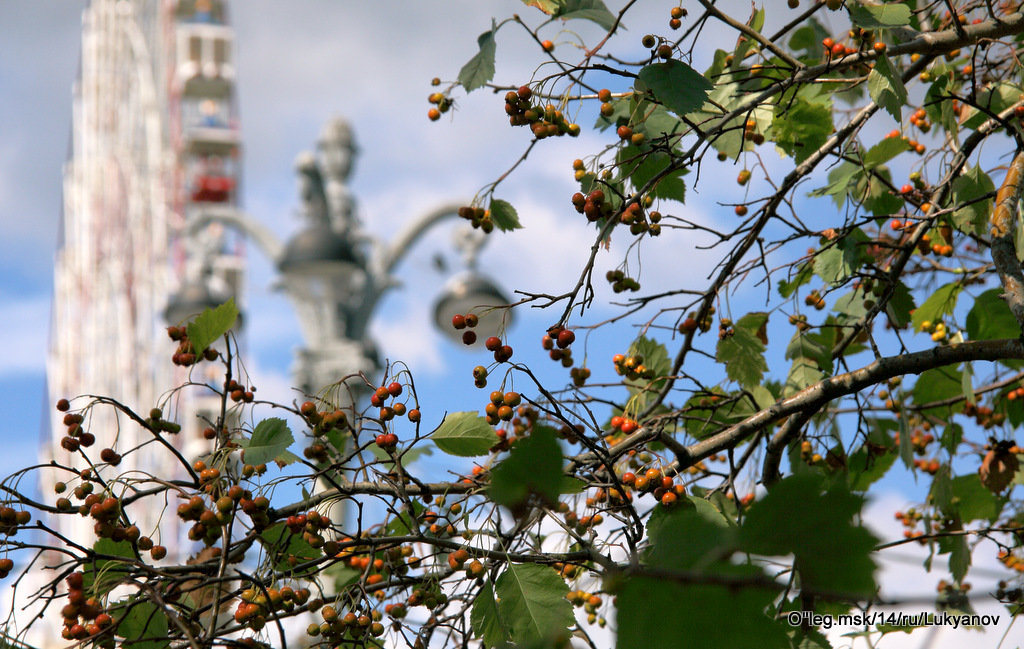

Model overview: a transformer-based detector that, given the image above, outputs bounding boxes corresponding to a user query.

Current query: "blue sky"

[0,3,1019,645]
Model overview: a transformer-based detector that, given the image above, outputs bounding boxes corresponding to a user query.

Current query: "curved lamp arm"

[346,203,468,339]
[379,203,466,277]
[187,206,285,263]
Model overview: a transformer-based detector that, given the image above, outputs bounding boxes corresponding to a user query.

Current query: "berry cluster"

[571,189,613,223]
[61,571,115,644]
[542,326,576,367]
[995,579,1023,602]
[225,378,255,403]
[235,585,312,632]
[620,467,685,507]
[999,551,1024,574]
[504,85,581,138]
[605,269,641,293]
[804,290,826,311]
[884,129,927,156]
[484,389,522,425]
[451,313,480,345]
[371,381,414,423]
[284,510,332,549]
[426,90,451,122]
[59,410,93,453]
[146,407,181,434]
[167,325,218,366]
[456,205,494,232]
[484,335,514,363]
[612,353,654,381]
[567,590,607,626]
[918,319,952,342]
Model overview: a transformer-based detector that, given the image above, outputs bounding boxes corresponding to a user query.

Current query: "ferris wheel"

[43,0,244,574]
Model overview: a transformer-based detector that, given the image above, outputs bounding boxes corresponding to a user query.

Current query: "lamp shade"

[433,272,513,343]
[277,223,359,276]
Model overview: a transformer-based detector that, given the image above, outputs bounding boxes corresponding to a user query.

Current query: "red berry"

[387,381,403,397]
[464,313,479,328]
[485,336,502,351]
[452,314,467,329]
[900,184,913,195]
[462,331,477,345]
[56,398,70,412]
[556,329,576,349]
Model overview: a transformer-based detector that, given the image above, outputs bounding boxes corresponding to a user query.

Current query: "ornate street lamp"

[179,115,513,396]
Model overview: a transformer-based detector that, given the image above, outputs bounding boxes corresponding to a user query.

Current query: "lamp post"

[174,114,512,405]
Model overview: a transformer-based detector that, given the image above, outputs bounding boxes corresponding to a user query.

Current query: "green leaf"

[931,464,953,510]
[521,0,560,13]
[242,418,294,466]
[458,26,497,92]
[638,60,713,117]
[967,288,1021,342]
[431,412,499,456]
[848,444,897,492]
[810,161,860,208]
[717,327,767,389]
[868,55,907,124]
[260,522,320,575]
[616,572,785,649]
[948,475,1004,522]
[814,236,863,286]
[618,146,687,202]
[115,599,169,649]
[779,263,813,298]
[789,19,830,58]
[490,426,564,509]
[912,366,962,413]
[471,580,510,647]
[645,498,736,570]
[941,423,963,455]
[594,96,632,130]
[785,358,826,397]
[627,335,671,377]
[773,98,833,163]
[951,166,996,235]
[949,535,971,583]
[925,75,958,135]
[185,297,238,354]
[863,137,909,169]
[552,0,617,30]
[960,81,1020,130]
[85,538,134,594]
[385,502,425,537]
[494,564,573,645]
[741,475,878,596]
[324,562,361,591]
[962,362,976,405]
[898,413,913,469]
[848,2,911,29]
[886,281,916,328]
[911,283,961,332]
[489,198,523,231]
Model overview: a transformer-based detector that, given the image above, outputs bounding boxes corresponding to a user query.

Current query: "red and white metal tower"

[41,0,244,593]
